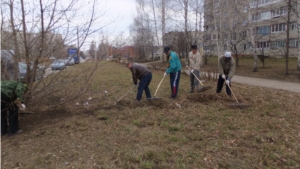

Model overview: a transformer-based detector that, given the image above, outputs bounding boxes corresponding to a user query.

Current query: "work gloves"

[226,79,230,85]
[20,104,26,111]
[186,65,188,68]
[164,72,167,77]
[222,74,226,80]
[190,69,194,73]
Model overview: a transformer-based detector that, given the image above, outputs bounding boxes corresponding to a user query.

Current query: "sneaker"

[8,130,23,136]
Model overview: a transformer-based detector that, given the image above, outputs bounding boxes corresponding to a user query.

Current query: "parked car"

[18,62,44,82]
[51,59,66,70]
[1,50,44,82]
[65,57,75,66]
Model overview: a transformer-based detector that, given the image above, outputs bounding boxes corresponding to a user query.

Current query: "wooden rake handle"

[154,76,166,97]
[117,85,137,103]
[227,84,239,103]
[188,68,204,86]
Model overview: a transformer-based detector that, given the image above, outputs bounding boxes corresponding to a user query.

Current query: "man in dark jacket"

[1,80,28,136]
[126,62,152,101]
[216,51,235,96]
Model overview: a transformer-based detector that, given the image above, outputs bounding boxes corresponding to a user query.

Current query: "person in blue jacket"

[163,46,182,98]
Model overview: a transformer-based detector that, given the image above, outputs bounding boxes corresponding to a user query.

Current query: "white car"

[51,59,66,70]
[65,57,75,66]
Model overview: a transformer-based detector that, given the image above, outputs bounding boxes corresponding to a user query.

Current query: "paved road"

[182,69,300,93]
[43,58,88,78]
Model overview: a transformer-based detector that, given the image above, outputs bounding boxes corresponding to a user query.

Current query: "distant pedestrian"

[126,62,152,101]
[1,80,28,136]
[216,51,235,96]
[163,46,182,98]
[186,45,203,93]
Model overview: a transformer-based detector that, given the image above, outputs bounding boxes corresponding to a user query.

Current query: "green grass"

[1,61,300,169]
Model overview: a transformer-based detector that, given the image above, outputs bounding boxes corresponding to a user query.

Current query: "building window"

[242,19,248,26]
[289,38,298,48]
[271,23,286,33]
[242,31,247,37]
[243,6,248,13]
[213,34,217,40]
[232,32,237,40]
[224,45,227,50]
[223,22,229,29]
[223,33,228,39]
[290,22,298,30]
[214,0,220,8]
[250,0,273,8]
[256,41,270,49]
[204,25,209,31]
[218,34,220,40]
[252,11,271,21]
[292,1,298,12]
[271,39,285,49]
[257,26,271,36]
[203,35,211,41]
[233,21,237,27]
[212,45,217,51]
[214,12,220,19]
[272,7,287,18]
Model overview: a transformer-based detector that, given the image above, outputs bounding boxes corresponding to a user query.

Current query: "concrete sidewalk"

[232,75,300,93]
[182,69,300,93]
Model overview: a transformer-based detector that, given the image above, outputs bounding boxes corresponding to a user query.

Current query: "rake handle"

[227,84,239,103]
[117,85,137,103]
[187,68,204,86]
[154,76,166,97]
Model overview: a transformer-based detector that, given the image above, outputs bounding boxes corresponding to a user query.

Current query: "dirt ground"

[1,61,300,169]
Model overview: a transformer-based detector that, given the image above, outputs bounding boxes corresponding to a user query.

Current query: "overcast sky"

[85,0,137,47]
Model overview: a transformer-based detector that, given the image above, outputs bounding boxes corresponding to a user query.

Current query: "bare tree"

[1,0,115,108]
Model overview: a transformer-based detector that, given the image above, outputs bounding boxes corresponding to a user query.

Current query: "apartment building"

[203,0,299,57]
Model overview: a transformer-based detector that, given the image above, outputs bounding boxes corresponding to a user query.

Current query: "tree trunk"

[285,0,291,75]
[253,52,258,72]
[248,3,258,72]
[9,2,20,80]
[184,0,189,64]
[297,0,300,71]
[161,0,166,62]
[151,0,160,47]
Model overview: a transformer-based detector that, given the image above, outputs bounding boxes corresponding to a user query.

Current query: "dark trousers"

[136,73,152,101]
[170,70,181,98]
[190,70,200,90]
[216,75,231,96]
[1,93,19,135]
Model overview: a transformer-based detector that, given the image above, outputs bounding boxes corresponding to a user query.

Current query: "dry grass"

[201,56,300,83]
[1,61,300,169]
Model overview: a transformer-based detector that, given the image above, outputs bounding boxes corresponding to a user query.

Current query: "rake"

[146,75,165,101]
[114,85,137,105]
[188,68,212,92]
[227,84,250,109]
